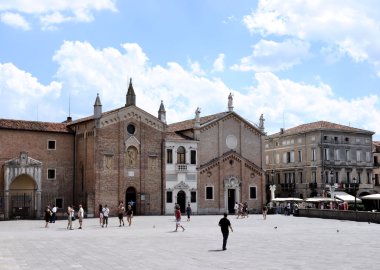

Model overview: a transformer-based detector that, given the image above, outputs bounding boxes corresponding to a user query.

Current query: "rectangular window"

[335,149,340,161]
[191,191,196,203]
[166,149,173,164]
[249,187,257,199]
[47,169,56,180]
[190,150,196,164]
[290,151,294,163]
[265,155,269,165]
[299,172,303,183]
[311,148,316,161]
[312,171,316,183]
[356,150,361,162]
[298,150,302,162]
[346,150,350,161]
[366,152,371,162]
[206,186,213,200]
[55,198,63,209]
[324,148,330,161]
[47,140,56,150]
[276,153,280,164]
[166,191,173,203]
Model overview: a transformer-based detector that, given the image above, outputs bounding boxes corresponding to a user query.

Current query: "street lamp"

[352,177,358,211]
[329,169,337,209]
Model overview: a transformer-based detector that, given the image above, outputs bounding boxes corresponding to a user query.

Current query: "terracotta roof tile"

[166,132,194,141]
[269,120,374,137]
[0,119,71,133]
[167,112,228,132]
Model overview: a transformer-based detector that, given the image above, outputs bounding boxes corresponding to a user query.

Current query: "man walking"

[102,204,109,228]
[218,213,233,251]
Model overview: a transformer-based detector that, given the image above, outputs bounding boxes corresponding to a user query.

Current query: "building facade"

[373,141,380,192]
[263,121,375,202]
[166,97,265,214]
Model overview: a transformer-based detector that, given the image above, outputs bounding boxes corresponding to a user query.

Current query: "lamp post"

[329,169,336,209]
[352,177,358,211]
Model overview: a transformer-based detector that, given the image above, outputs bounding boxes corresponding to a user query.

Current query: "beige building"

[263,121,375,202]
[373,141,380,192]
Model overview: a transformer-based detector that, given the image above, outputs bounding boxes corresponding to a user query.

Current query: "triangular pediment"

[125,136,140,152]
[4,152,42,167]
[99,106,165,132]
[173,181,190,190]
[200,150,263,176]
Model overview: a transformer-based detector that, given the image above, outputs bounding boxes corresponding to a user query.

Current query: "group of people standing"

[66,204,84,230]
[98,202,133,228]
[234,202,249,218]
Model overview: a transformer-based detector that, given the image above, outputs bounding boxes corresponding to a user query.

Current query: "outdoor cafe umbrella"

[361,194,380,210]
[272,197,303,202]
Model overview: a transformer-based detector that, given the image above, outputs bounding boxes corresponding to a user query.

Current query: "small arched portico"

[3,152,42,219]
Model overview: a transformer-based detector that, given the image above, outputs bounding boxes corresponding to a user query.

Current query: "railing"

[176,164,188,172]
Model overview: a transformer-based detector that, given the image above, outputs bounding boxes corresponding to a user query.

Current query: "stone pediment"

[4,152,42,167]
[224,176,240,188]
[125,136,141,152]
[173,181,190,190]
[99,106,165,132]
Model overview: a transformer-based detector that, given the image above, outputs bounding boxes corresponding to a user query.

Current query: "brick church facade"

[0,80,265,219]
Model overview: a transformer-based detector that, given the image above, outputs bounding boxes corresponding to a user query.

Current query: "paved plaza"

[0,214,379,270]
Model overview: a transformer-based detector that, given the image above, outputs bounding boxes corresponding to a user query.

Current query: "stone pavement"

[0,214,379,270]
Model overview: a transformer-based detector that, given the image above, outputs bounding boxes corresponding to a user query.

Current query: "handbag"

[71,216,76,221]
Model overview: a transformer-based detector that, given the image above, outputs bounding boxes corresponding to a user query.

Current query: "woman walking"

[126,204,133,226]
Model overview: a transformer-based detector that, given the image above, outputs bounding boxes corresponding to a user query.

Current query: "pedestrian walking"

[234,202,239,217]
[44,206,52,228]
[186,203,192,221]
[50,204,57,223]
[67,205,74,230]
[118,202,125,227]
[98,204,103,226]
[218,213,233,251]
[102,204,109,228]
[126,204,133,226]
[174,207,185,232]
[262,204,268,220]
[78,204,84,229]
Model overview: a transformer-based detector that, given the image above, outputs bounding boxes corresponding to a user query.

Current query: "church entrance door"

[177,190,186,213]
[125,187,137,215]
[228,189,235,214]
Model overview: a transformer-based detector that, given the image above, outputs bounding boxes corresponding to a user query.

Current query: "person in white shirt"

[67,205,74,230]
[78,204,84,229]
[50,205,57,223]
[102,205,110,228]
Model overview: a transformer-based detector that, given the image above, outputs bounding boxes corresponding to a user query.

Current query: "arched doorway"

[125,187,137,215]
[177,190,186,213]
[10,174,36,219]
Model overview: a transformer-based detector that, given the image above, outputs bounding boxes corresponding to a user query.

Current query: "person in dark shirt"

[218,213,233,250]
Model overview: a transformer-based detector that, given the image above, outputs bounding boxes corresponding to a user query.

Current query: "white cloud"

[0,62,61,119]
[0,12,30,30]
[231,39,310,72]
[0,0,116,30]
[236,72,380,136]
[243,0,380,75]
[52,41,230,123]
[212,53,225,72]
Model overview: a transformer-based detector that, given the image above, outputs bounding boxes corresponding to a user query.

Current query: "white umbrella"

[361,194,380,200]
[272,197,303,202]
[305,197,337,203]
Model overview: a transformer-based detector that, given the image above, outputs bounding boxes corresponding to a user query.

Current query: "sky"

[0,0,379,140]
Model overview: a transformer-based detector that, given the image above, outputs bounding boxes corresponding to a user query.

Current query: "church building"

[0,80,265,219]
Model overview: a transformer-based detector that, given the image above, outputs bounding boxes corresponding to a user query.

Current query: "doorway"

[177,190,186,213]
[228,189,235,214]
[125,187,137,215]
[9,174,36,219]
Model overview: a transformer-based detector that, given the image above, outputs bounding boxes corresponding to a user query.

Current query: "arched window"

[177,146,186,164]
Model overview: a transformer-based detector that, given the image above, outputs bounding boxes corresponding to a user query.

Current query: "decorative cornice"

[173,181,190,190]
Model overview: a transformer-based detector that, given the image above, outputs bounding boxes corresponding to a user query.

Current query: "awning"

[333,191,362,203]
[272,197,303,202]
[361,194,380,200]
[305,197,337,203]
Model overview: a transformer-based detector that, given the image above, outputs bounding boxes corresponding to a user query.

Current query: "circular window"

[127,124,135,135]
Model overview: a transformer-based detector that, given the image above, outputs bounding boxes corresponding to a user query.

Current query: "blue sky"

[0,0,379,139]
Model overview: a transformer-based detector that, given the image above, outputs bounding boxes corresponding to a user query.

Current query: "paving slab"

[0,214,379,270]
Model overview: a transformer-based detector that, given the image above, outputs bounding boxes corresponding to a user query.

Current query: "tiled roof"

[0,119,71,133]
[269,121,374,138]
[166,132,194,141]
[167,112,228,132]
